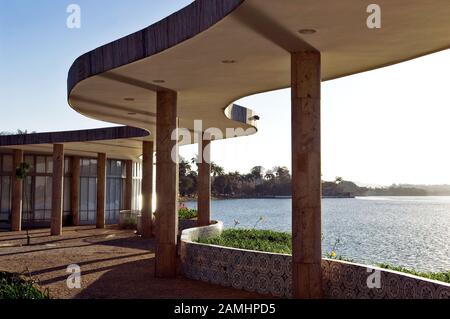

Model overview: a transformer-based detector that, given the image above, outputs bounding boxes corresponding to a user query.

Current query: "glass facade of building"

[106,159,126,224]
[131,162,143,212]
[79,158,98,225]
[0,154,13,230]
[0,152,135,230]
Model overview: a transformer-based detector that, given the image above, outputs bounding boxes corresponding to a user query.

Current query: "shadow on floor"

[74,257,268,299]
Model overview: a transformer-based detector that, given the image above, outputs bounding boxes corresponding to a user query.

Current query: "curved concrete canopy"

[68,0,450,138]
[0,126,150,161]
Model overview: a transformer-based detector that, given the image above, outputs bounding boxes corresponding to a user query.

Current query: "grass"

[197,229,450,284]
[0,271,50,299]
[378,264,450,284]
[197,229,292,254]
[179,207,198,220]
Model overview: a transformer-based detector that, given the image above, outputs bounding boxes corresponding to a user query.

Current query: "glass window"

[80,178,88,211]
[1,176,11,212]
[105,159,126,223]
[2,155,13,172]
[80,159,87,176]
[90,159,97,176]
[23,176,32,215]
[64,177,71,212]
[46,156,53,173]
[106,160,111,175]
[34,176,46,210]
[80,211,88,222]
[24,156,34,173]
[64,157,71,175]
[88,178,96,211]
[115,180,121,208]
[34,210,45,221]
[112,161,119,176]
[122,162,127,178]
[36,156,46,173]
[45,176,52,209]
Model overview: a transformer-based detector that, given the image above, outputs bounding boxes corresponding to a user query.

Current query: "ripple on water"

[185,197,450,272]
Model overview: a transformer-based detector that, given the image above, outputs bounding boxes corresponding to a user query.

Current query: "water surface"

[185,196,450,272]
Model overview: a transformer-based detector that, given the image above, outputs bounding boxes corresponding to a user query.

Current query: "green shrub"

[0,272,50,299]
[198,229,292,254]
[179,207,198,220]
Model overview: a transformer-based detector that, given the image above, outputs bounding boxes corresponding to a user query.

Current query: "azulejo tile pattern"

[321,259,450,299]
[180,224,450,299]
[182,242,292,298]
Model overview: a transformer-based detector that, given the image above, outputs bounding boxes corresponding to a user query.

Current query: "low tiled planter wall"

[322,259,450,299]
[180,224,450,299]
[179,219,199,233]
[119,210,139,229]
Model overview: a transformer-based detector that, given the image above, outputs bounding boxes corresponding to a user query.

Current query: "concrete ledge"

[180,223,450,299]
[180,220,223,243]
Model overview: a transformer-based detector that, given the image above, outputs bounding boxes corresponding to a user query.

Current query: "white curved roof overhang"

[0,127,150,161]
[68,0,450,141]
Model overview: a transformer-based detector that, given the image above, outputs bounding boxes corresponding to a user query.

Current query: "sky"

[1,1,450,186]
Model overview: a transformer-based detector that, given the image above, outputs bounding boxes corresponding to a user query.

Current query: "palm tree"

[264,171,275,180]
[250,166,264,181]
[211,162,225,177]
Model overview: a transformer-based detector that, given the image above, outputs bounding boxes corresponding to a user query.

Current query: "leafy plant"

[178,207,198,220]
[325,238,344,260]
[0,271,50,299]
[198,229,292,254]
[15,162,31,180]
[252,216,265,229]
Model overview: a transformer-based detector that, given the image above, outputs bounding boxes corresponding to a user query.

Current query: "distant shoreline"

[180,194,450,202]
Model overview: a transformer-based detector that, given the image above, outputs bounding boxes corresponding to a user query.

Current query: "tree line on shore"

[179,157,355,198]
[179,157,450,198]
[179,158,292,198]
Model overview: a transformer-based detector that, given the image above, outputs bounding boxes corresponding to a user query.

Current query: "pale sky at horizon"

[1,1,450,186]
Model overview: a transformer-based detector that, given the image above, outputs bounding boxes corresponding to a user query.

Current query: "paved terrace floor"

[0,226,269,299]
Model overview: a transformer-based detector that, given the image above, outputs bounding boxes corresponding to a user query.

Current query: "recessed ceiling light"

[153,80,165,84]
[124,97,135,101]
[298,29,317,35]
[221,60,237,64]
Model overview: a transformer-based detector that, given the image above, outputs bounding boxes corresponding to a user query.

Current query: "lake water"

[184,196,450,272]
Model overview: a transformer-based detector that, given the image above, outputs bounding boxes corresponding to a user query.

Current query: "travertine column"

[11,149,24,232]
[71,156,80,226]
[124,160,133,211]
[96,153,106,229]
[291,51,323,299]
[197,135,211,227]
[51,144,64,236]
[141,141,154,238]
[155,90,178,278]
